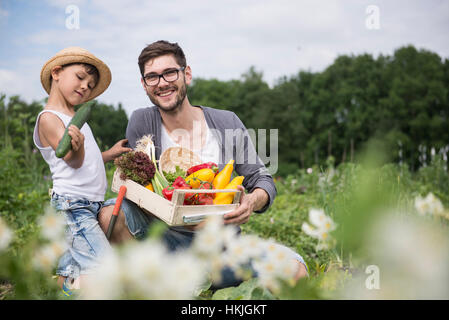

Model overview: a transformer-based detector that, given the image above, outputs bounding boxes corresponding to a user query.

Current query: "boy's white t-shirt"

[160,121,220,165]
[33,109,107,201]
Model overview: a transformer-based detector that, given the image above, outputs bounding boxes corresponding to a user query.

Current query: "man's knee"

[99,205,133,244]
[98,206,113,234]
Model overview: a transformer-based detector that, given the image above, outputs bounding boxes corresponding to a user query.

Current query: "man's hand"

[102,139,133,163]
[223,186,268,226]
[185,186,269,230]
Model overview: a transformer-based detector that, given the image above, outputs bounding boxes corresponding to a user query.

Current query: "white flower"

[0,217,13,251]
[414,193,445,216]
[32,241,66,271]
[307,168,313,174]
[301,222,323,238]
[158,251,205,299]
[253,259,279,291]
[309,208,336,231]
[38,206,66,241]
[81,249,123,300]
[191,215,227,258]
[121,240,168,298]
[301,208,337,250]
[252,241,299,293]
[83,238,207,300]
[224,234,263,269]
[302,208,336,241]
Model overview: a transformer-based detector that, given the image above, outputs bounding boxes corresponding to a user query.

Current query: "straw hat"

[40,47,112,100]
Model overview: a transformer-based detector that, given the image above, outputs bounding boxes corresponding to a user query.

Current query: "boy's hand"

[102,139,133,163]
[67,125,85,152]
[62,125,85,169]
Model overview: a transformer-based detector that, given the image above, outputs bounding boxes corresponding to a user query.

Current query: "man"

[99,40,307,286]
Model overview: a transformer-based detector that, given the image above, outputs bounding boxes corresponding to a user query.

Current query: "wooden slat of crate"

[170,188,241,225]
[112,170,175,225]
[112,169,243,226]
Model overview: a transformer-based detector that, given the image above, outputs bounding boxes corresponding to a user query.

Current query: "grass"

[1,147,449,299]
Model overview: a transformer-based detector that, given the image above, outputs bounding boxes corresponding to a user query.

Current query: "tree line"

[1,45,448,176]
[188,45,449,174]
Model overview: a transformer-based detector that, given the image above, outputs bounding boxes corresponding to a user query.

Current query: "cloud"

[0,69,43,103]
[0,69,21,93]
[3,0,449,116]
[44,0,88,9]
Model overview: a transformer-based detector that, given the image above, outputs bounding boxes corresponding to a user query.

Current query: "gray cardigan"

[126,105,277,213]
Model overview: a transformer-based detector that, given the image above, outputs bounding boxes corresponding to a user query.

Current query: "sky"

[0,0,448,117]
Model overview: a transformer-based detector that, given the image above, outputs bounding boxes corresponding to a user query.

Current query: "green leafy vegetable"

[163,166,187,185]
[114,151,155,186]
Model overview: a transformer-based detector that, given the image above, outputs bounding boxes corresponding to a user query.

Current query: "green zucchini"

[55,100,94,158]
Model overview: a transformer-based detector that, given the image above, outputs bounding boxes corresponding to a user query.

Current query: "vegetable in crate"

[145,183,154,192]
[213,159,235,189]
[162,177,195,205]
[173,176,190,188]
[186,162,219,176]
[162,186,175,201]
[163,166,186,185]
[185,168,216,189]
[213,176,244,205]
[196,193,214,205]
[195,181,215,204]
[114,151,156,186]
[134,134,169,196]
[55,100,94,158]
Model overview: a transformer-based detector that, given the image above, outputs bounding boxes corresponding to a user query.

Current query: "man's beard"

[148,81,187,114]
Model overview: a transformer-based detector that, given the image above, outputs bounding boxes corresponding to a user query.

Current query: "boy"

[33,47,131,295]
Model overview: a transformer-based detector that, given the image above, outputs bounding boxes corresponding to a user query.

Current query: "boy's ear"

[50,65,63,82]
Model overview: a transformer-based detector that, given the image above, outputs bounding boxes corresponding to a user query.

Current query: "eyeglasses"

[142,67,185,86]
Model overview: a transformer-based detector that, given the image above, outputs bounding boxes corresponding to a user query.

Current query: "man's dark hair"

[138,40,186,76]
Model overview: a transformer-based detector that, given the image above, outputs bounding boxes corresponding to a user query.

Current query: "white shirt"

[160,121,220,165]
[33,109,107,201]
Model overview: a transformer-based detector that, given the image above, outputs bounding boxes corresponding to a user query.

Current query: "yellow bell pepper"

[213,159,234,190]
[145,183,154,192]
[213,176,244,205]
[185,168,216,189]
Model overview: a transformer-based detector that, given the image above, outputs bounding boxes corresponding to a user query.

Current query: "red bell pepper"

[173,176,190,188]
[186,162,219,176]
[166,177,193,204]
[162,186,174,201]
[165,175,216,205]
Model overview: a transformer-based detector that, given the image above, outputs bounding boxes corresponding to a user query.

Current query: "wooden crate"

[111,169,242,226]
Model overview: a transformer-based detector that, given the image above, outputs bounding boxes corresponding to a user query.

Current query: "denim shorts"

[106,198,308,288]
[51,193,114,279]
[111,198,196,251]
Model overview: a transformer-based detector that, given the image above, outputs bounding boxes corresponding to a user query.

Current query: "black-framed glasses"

[142,66,185,86]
